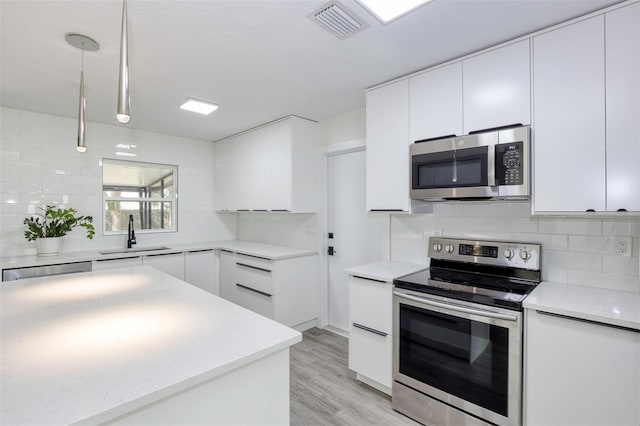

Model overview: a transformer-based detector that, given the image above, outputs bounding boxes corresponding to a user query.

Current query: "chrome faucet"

[127,214,136,248]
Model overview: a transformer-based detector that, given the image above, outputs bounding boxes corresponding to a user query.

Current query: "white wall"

[391,202,640,293]
[0,107,236,257]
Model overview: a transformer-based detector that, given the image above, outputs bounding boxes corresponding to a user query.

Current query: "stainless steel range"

[392,237,541,426]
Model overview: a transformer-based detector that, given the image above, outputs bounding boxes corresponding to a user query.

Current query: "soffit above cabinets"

[0,0,622,142]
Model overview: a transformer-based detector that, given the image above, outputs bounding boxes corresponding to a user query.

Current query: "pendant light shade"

[65,33,99,153]
[77,70,87,152]
[117,0,130,124]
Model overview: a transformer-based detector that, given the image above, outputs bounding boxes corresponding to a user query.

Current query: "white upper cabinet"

[606,3,640,212]
[409,62,463,142]
[532,16,606,213]
[214,116,319,212]
[463,40,531,134]
[366,79,410,212]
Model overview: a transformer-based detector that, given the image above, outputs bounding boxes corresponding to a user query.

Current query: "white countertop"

[0,266,302,425]
[524,281,640,331]
[345,260,427,282]
[0,240,318,270]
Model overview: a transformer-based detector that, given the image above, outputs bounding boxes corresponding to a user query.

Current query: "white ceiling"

[0,0,621,142]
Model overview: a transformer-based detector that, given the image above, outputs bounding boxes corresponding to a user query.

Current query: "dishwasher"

[2,261,92,281]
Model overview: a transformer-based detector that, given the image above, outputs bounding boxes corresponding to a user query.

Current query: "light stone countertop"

[345,260,428,282]
[0,266,301,425]
[0,240,318,270]
[524,281,640,330]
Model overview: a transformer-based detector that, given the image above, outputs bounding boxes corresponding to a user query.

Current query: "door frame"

[317,138,366,332]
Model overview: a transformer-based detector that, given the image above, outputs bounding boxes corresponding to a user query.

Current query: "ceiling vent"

[309,1,368,40]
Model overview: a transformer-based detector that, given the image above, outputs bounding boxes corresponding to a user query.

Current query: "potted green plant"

[24,205,95,256]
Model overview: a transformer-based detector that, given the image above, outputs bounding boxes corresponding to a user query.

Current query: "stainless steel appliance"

[2,261,92,281]
[392,237,541,426]
[410,125,530,201]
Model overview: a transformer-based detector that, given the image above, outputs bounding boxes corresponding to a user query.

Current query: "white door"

[327,150,387,333]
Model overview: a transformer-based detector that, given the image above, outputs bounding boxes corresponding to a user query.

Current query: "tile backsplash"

[0,107,235,257]
[391,201,640,293]
[236,212,317,250]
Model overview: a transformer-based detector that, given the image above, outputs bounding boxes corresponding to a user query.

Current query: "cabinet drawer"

[235,257,274,294]
[349,276,393,334]
[235,283,275,319]
[348,323,392,389]
[92,256,142,271]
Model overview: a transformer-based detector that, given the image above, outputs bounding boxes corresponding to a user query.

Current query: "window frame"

[102,158,178,235]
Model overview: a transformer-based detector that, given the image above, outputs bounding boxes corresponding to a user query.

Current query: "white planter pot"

[36,237,62,257]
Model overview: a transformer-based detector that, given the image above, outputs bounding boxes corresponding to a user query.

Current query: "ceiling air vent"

[310,1,368,40]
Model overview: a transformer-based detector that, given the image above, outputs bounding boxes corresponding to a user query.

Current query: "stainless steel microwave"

[410,125,530,201]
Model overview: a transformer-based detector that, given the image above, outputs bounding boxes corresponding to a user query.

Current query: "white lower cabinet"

[524,309,640,425]
[217,251,318,329]
[143,252,185,280]
[92,256,142,271]
[184,249,217,294]
[348,275,393,394]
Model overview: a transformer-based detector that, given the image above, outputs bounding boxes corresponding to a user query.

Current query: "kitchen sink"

[98,246,171,255]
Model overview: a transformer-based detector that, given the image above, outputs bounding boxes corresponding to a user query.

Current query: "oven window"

[412,146,488,189]
[398,304,509,416]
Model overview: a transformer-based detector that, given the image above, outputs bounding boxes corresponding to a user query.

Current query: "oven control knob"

[433,242,442,252]
[519,249,531,261]
[503,248,514,259]
[444,244,455,254]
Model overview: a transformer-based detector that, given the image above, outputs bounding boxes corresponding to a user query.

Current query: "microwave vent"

[309,1,368,39]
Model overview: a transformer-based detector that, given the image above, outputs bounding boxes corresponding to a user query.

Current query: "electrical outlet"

[615,236,632,258]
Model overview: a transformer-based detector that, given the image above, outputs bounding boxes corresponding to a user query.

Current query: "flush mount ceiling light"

[65,33,99,153]
[355,0,434,24]
[179,98,219,115]
[116,0,130,124]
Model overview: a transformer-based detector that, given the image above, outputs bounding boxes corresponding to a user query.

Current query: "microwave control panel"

[495,142,523,186]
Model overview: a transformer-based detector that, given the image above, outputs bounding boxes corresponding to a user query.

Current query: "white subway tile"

[568,235,611,253]
[541,267,568,283]
[603,255,640,276]
[538,218,602,235]
[567,270,640,293]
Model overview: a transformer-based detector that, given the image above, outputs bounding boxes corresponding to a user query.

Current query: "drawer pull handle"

[536,310,639,333]
[236,262,272,273]
[236,283,272,298]
[353,322,388,337]
[352,275,386,283]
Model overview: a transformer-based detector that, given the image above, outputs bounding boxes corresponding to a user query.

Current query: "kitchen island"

[1,266,301,425]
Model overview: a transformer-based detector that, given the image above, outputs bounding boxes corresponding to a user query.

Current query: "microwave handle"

[487,145,496,187]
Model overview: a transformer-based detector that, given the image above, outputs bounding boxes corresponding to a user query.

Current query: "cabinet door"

[349,276,392,334]
[532,16,606,213]
[524,310,640,425]
[606,3,640,212]
[184,250,217,294]
[348,324,392,389]
[409,62,463,142]
[214,137,239,211]
[143,252,185,280]
[463,40,531,133]
[245,120,292,211]
[218,251,237,302]
[366,79,410,212]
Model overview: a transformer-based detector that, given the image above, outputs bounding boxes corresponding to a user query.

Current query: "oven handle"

[393,291,518,322]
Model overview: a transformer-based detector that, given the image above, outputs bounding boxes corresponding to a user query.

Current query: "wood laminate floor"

[290,328,419,426]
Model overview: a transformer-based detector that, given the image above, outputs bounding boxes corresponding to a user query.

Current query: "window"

[102,159,178,234]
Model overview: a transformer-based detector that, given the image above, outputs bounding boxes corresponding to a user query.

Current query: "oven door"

[410,132,498,200]
[393,289,522,426]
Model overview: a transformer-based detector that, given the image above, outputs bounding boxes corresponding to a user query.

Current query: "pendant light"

[65,33,99,153]
[116,0,130,124]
